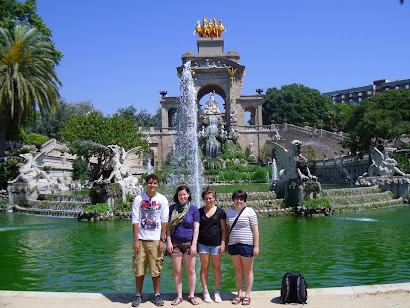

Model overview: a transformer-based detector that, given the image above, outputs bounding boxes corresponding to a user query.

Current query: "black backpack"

[280,271,308,304]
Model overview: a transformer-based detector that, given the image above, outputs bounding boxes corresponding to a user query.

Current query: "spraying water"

[272,158,278,181]
[172,61,204,207]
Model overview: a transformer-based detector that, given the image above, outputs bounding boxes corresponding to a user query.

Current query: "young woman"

[198,187,227,303]
[167,185,200,306]
[226,190,259,306]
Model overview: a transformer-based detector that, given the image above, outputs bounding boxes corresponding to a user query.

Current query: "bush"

[301,198,331,208]
[22,132,49,147]
[84,203,110,213]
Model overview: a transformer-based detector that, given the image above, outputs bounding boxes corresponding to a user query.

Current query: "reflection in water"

[0,205,409,292]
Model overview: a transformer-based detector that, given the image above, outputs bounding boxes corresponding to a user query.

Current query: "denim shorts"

[228,243,254,257]
[198,242,221,255]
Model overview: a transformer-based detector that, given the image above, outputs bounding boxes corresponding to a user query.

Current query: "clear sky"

[37,0,410,116]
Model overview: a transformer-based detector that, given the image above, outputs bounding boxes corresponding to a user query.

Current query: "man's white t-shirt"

[131,192,169,241]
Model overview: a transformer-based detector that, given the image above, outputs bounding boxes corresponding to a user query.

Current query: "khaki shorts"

[132,240,164,277]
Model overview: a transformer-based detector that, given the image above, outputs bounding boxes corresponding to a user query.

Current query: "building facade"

[322,79,410,104]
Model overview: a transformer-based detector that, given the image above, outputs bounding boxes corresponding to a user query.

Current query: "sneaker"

[214,292,222,303]
[203,291,212,303]
[152,294,164,306]
[131,294,141,307]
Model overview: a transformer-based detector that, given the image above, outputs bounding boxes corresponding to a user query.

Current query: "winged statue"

[9,152,56,184]
[270,140,317,182]
[100,145,142,183]
[368,147,406,177]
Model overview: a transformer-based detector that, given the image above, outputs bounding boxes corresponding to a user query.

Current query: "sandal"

[231,296,242,305]
[188,296,199,305]
[242,297,251,305]
[171,297,183,306]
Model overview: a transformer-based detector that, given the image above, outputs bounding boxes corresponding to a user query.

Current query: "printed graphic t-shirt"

[132,192,169,241]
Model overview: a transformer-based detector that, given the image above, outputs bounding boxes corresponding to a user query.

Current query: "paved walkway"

[1,283,409,308]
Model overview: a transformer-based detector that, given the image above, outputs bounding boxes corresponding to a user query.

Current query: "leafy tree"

[21,132,49,147]
[0,25,61,156]
[116,105,162,127]
[0,0,62,61]
[342,90,410,155]
[322,103,354,132]
[72,158,91,182]
[262,84,333,128]
[26,100,100,139]
[59,112,149,180]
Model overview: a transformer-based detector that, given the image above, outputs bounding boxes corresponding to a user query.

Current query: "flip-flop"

[242,297,251,305]
[188,296,199,305]
[231,296,242,305]
[171,297,183,306]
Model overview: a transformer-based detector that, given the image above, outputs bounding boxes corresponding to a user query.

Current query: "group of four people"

[131,174,259,307]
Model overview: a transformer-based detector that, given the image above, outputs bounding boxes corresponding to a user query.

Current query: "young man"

[131,174,169,307]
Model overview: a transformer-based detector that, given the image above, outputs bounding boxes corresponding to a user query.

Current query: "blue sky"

[37,0,410,116]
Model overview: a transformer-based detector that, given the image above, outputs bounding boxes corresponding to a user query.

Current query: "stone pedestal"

[197,37,224,56]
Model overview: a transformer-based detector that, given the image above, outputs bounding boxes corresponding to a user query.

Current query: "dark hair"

[173,185,192,203]
[232,190,247,202]
[145,173,159,184]
[202,186,217,199]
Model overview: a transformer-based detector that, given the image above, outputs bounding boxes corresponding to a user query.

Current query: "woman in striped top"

[226,190,259,305]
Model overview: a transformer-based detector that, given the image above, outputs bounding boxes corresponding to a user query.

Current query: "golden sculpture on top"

[193,18,226,37]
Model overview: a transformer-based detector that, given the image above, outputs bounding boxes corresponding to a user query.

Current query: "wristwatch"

[160,237,166,242]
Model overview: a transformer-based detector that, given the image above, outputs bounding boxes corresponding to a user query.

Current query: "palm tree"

[0,25,61,156]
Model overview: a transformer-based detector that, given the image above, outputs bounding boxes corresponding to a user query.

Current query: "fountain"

[269,140,321,207]
[356,146,410,198]
[170,61,204,206]
[272,158,278,181]
[203,91,222,158]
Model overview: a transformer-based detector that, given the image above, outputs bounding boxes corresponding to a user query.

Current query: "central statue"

[193,18,226,37]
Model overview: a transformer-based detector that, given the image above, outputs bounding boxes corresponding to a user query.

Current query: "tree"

[0,25,61,156]
[59,112,149,180]
[116,105,162,127]
[262,84,333,128]
[26,100,100,139]
[342,90,410,155]
[0,0,62,61]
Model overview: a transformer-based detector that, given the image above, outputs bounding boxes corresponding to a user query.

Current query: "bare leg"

[171,254,184,298]
[211,253,222,289]
[152,275,161,294]
[135,275,145,294]
[231,255,243,298]
[240,256,254,298]
[184,253,197,298]
[199,253,211,291]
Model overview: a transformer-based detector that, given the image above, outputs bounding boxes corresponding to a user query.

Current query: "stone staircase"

[13,194,91,218]
[216,191,292,217]
[321,185,403,212]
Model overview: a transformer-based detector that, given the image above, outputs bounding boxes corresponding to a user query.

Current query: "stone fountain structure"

[7,152,60,207]
[356,146,410,198]
[268,140,321,206]
[90,145,143,208]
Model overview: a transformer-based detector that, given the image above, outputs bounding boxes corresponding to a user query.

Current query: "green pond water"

[0,205,409,293]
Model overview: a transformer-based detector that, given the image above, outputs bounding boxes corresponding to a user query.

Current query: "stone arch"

[168,108,177,127]
[197,84,227,102]
[197,84,228,123]
[244,106,256,126]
